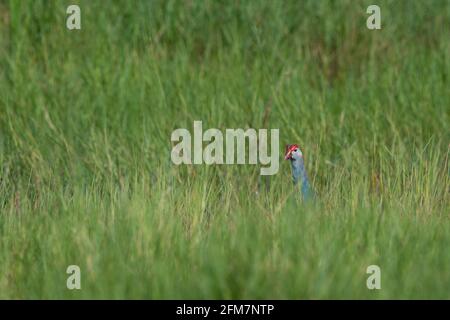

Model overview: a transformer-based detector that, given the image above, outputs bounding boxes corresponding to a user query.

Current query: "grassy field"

[0,0,449,299]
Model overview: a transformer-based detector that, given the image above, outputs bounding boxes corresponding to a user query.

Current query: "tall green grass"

[0,0,449,299]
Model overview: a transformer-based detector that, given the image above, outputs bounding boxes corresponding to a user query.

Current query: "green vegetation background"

[0,0,449,298]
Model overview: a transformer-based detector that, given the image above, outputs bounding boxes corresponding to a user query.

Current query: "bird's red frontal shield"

[284,144,299,160]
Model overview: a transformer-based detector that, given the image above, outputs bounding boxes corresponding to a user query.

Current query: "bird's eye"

[294,149,298,152]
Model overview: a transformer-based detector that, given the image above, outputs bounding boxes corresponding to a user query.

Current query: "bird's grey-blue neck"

[290,157,311,200]
[290,158,307,184]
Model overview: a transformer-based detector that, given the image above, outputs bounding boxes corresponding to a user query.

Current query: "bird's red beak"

[284,151,292,160]
[284,144,298,160]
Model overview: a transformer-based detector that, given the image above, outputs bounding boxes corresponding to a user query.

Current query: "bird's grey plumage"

[285,144,313,201]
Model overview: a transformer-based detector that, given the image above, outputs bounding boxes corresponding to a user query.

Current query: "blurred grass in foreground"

[0,0,449,298]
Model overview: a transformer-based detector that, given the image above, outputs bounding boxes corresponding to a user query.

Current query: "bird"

[284,144,313,201]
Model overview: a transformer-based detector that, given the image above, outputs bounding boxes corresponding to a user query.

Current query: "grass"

[0,0,449,299]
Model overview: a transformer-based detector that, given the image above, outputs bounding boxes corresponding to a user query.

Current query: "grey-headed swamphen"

[284,144,313,201]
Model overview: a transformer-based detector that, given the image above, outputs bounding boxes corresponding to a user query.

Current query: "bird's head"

[284,144,303,161]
